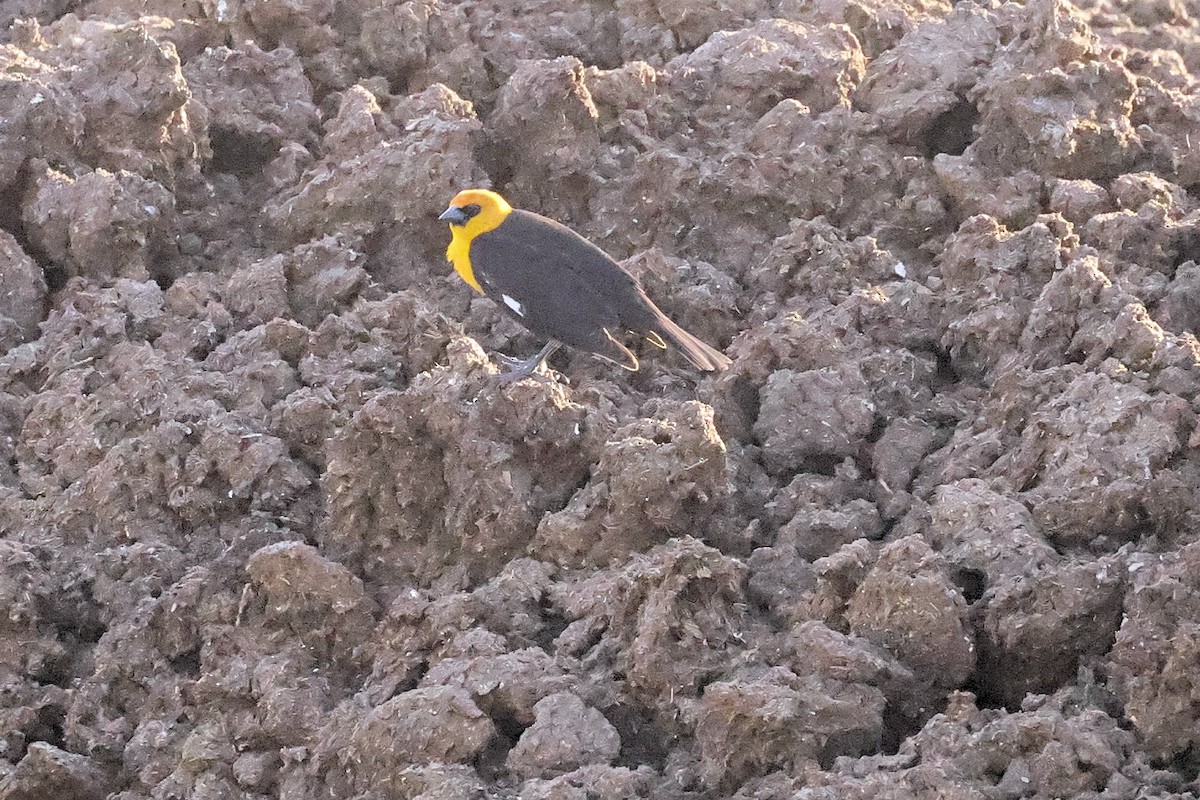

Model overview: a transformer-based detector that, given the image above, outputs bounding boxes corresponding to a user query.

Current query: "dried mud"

[0,0,1199,798]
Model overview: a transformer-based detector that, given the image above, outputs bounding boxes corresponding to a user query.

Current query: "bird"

[438,188,732,382]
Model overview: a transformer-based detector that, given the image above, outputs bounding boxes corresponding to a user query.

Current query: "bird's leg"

[495,340,562,383]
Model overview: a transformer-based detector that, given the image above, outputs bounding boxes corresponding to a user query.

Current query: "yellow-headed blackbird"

[439,189,732,381]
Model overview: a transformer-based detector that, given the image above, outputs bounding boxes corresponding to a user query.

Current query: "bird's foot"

[494,341,562,384]
[495,353,551,383]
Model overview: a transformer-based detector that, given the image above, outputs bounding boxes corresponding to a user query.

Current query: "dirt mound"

[1,0,1199,797]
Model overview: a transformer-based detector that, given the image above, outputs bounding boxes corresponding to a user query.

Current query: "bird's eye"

[462,204,482,219]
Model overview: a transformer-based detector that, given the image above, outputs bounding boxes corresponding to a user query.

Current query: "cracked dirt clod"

[535,400,729,567]
[3,0,1200,797]
[505,692,621,779]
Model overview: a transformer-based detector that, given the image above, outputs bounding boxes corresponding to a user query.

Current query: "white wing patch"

[501,294,524,317]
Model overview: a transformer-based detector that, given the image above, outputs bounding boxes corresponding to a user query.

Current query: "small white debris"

[893,261,908,278]
[501,294,524,316]
[30,93,45,106]
[216,0,228,20]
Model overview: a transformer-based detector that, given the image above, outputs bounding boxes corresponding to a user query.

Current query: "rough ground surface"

[0,0,1199,797]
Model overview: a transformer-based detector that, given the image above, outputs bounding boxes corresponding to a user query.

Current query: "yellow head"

[440,189,513,293]
[439,189,512,238]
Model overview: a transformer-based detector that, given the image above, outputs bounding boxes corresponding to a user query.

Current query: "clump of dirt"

[1,0,1200,797]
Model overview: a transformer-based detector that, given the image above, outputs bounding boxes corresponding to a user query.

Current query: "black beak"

[439,205,468,225]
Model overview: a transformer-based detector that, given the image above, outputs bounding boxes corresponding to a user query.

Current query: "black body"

[470,210,729,371]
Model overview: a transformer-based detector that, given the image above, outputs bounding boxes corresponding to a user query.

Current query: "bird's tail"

[652,313,732,372]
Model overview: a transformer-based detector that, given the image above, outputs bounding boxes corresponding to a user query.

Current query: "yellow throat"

[443,189,512,293]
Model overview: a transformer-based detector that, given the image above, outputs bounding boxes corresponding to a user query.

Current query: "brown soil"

[1,0,1199,797]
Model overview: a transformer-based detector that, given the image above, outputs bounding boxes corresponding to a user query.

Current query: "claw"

[495,340,562,383]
